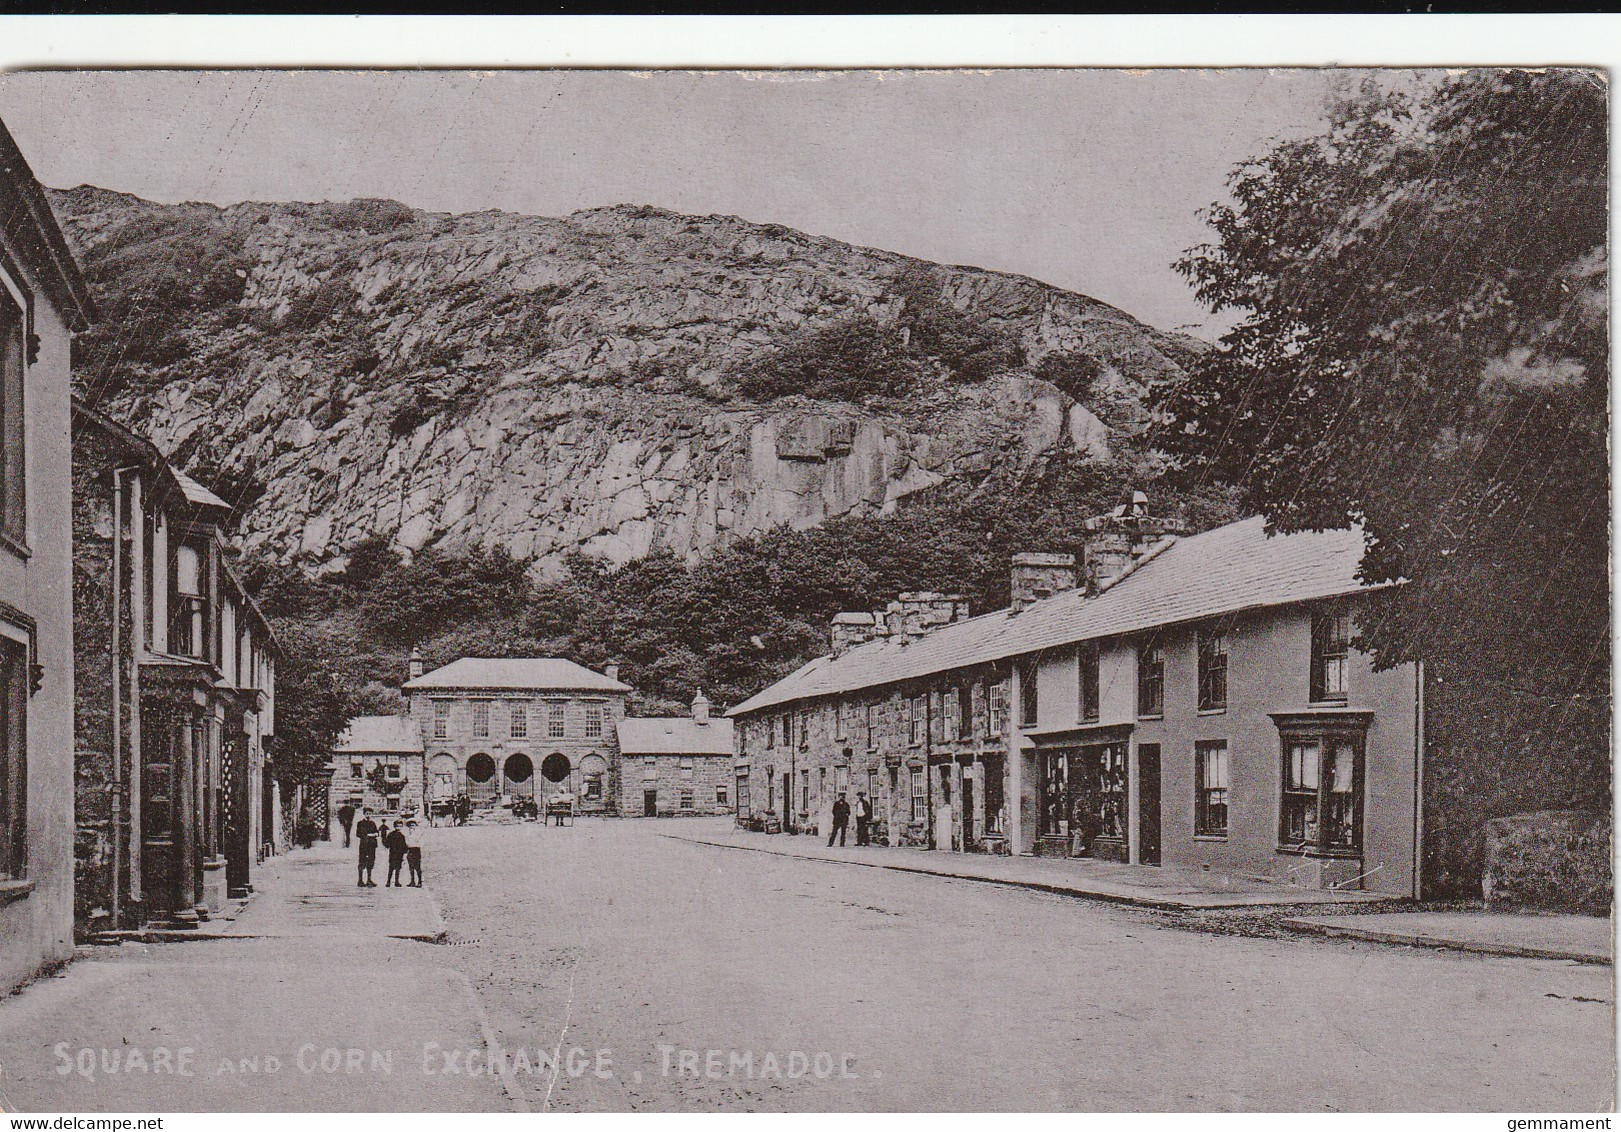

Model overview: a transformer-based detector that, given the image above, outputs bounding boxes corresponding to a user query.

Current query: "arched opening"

[503,752,535,799]
[428,753,459,802]
[465,752,497,805]
[541,752,572,785]
[579,753,608,805]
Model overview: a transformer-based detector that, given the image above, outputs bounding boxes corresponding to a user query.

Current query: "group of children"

[352,809,424,888]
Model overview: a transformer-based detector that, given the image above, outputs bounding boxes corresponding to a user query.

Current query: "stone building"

[616,691,735,817]
[0,116,95,992]
[402,655,630,815]
[730,501,1426,898]
[72,403,280,932]
[328,715,425,824]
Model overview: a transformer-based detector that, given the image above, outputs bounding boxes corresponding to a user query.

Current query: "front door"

[644,789,657,817]
[222,733,250,896]
[1137,743,1162,866]
[141,707,181,919]
[782,773,792,832]
[961,771,975,850]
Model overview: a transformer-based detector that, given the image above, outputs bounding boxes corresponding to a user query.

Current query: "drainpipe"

[110,467,140,929]
[127,473,144,907]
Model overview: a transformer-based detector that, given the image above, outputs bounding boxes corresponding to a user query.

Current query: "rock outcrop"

[52,188,1201,576]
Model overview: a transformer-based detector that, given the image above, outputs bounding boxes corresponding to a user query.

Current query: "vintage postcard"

[0,16,1610,1120]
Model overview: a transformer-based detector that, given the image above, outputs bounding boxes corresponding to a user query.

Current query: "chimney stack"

[605,662,621,684]
[883,593,969,644]
[692,689,710,725]
[408,646,424,680]
[1010,552,1078,613]
[1083,490,1181,592]
[832,595,967,654]
[830,612,881,657]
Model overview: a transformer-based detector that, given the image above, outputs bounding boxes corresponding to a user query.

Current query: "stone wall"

[734,665,1012,851]
[69,441,129,933]
[407,692,626,814]
[1482,809,1611,915]
[619,754,734,817]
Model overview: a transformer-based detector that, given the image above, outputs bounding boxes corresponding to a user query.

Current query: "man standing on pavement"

[355,808,380,887]
[854,790,872,846]
[336,802,356,848]
[828,792,851,847]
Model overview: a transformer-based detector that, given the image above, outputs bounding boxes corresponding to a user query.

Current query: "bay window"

[1278,727,1364,854]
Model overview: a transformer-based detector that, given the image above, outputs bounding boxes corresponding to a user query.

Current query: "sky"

[0,68,1352,336]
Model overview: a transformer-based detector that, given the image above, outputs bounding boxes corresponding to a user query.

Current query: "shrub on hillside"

[892,266,1026,382]
[734,315,917,402]
[1033,350,1105,401]
[315,198,416,233]
[282,277,356,332]
[73,208,252,398]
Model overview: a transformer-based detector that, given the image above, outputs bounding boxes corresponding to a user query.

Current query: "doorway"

[961,768,975,849]
[465,752,497,804]
[503,752,535,799]
[644,789,658,817]
[1137,743,1162,866]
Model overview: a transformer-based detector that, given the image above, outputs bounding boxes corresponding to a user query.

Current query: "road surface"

[422,817,1614,1112]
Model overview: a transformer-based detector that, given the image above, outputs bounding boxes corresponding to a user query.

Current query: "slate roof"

[728,516,1384,717]
[402,657,632,693]
[334,715,424,754]
[616,716,736,756]
[172,469,232,512]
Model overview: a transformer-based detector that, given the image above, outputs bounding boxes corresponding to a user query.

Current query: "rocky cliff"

[52,186,1201,576]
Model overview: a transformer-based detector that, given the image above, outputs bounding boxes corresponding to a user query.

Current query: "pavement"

[1281,910,1613,965]
[658,823,1398,909]
[227,840,447,941]
[0,839,513,1113]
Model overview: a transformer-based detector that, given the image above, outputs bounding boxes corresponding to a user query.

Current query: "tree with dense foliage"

[1154,70,1608,897]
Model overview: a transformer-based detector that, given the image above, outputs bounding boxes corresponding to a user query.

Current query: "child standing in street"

[383,820,408,887]
[404,819,423,887]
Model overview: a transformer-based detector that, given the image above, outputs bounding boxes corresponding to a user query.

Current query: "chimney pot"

[692,688,710,725]
[408,646,424,680]
[1082,489,1182,592]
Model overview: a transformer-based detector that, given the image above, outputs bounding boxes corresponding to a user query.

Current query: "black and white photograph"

[0,14,1611,1120]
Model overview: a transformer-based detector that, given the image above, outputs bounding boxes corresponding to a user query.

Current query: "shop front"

[1031,725,1132,861]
